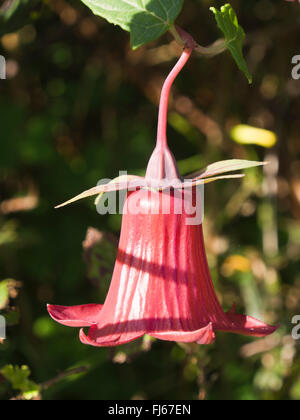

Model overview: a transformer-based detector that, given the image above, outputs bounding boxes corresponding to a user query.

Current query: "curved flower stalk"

[55,37,263,210]
[48,41,278,346]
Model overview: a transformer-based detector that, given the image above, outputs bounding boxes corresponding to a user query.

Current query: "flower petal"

[224,311,279,337]
[79,326,144,347]
[150,322,215,345]
[55,176,146,209]
[47,304,102,327]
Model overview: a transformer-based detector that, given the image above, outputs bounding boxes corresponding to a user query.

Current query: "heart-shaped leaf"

[81,0,184,49]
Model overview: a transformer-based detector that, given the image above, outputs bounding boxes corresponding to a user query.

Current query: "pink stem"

[156,48,193,149]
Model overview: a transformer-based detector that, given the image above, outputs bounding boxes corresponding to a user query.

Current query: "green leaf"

[80,0,184,49]
[210,4,252,83]
[1,365,40,400]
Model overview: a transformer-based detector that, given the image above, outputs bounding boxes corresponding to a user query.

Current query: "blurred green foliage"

[0,0,300,400]
[1,364,40,400]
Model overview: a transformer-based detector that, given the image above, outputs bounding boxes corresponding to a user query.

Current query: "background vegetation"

[0,0,299,400]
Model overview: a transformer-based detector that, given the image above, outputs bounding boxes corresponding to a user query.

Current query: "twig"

[41,366,89,391]
[8,366,89,400]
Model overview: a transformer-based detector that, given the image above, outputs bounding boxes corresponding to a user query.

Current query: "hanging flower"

[48,38,278,347]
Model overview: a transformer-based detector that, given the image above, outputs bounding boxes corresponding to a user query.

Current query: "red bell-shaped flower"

[48,187,277,346]
[48,40,278,347]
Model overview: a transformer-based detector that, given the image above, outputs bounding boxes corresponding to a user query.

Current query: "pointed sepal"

[186,159,266,181]
[55,176,146,209]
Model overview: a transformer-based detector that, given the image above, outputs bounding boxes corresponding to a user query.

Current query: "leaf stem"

[169,25,226,57]
[195,39,227,56]
[169,25,184,47]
